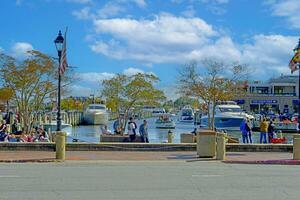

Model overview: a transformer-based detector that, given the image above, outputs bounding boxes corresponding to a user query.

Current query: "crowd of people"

[101,117,149,143]
[240,117,285,144]
[0,119,50,142]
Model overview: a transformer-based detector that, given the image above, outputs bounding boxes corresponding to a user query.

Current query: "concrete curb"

[0,159,61,163]
[223,159,300,165]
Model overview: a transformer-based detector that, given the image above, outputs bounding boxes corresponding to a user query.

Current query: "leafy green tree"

[101,73,166,132]
[178,60,248,129]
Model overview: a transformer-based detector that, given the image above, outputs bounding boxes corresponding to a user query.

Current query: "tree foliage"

[101,73,166,132]
[0,50,72,133]
[173,96,199,110]
[61,97,84,111]
[178,60,248,129]
[0,87,14,102]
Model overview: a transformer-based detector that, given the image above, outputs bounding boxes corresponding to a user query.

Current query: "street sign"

[251,100,278,104]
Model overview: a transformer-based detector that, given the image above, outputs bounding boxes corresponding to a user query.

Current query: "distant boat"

[151,108,166,117]
[83,104,109,125]
[178,105,194,123]
[155,115,176,129]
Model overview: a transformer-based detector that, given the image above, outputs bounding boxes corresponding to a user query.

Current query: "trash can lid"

[197,129,216,135]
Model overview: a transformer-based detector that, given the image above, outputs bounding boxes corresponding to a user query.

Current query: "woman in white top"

[128,117,137,142]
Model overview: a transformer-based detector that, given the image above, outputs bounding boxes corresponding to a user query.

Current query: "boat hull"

[155,124,176,129]
[200,116,244,131]
[83,112,109,125]
[155,120,176,129]
[42,123,72,135]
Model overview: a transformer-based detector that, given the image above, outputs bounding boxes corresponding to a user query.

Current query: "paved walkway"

[0,151,298,164]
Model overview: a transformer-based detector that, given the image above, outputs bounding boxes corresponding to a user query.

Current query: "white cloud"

[96,2,125,19]
[72,0,147,20]
[240,34,298,76]
[10,42,34,59]
[76,72,115,85]
[118,0,147,8]
[90,12,298,77]
[160,85,180,100]
[67,85,95,97]
[268,0,300,28]
[181,5,196,17]
[71,69,157,96]
[130,0,147,8]
[91,14,218,63]
[123,67,144,76]
[72,7,94,20]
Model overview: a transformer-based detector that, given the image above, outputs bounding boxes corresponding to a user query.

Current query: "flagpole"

[57,52,62,131]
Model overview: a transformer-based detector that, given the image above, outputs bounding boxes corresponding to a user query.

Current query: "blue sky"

[1,0,300,99]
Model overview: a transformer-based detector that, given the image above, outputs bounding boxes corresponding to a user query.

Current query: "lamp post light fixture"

[293,39,300,133]
[54,30,64,131]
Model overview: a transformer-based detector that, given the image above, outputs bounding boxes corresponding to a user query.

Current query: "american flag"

[289,60,297,74]
[60,30,68,75]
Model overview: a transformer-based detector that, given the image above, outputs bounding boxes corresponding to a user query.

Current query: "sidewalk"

[0,151,298,164]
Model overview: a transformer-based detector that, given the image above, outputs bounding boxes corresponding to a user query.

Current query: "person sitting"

[19,133,34,142]
[36,127,50,142]
[101,125,112,134]
[11,119,23,135]
[0,120,8,142]
[113,118,122,134]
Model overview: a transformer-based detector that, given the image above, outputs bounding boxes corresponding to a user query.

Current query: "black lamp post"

[294,39,300,133]
[54,30,64,131]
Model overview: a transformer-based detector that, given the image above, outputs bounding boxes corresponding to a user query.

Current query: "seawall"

[0,143,293,152]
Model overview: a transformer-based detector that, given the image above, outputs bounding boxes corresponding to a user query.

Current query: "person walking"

[240,119,248,143]
[268,120,275,143]
[259,118,268,144]
[139,120,149,143]
[246,118,253,143]
[128,117,137,142]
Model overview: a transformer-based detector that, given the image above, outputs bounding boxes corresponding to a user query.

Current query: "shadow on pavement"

[167,153,217,162]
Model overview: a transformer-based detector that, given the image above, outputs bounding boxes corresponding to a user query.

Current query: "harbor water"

[64,117,294,143]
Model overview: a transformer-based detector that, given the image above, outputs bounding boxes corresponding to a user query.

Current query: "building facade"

[237,75,299,114]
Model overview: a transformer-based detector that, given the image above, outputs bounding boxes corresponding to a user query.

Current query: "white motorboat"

[39,112,72,135]
[83,104,109,125]
[155,115,176,129]
[42,122,72,135]
[200,101,254,131]
[178,105,194,123]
